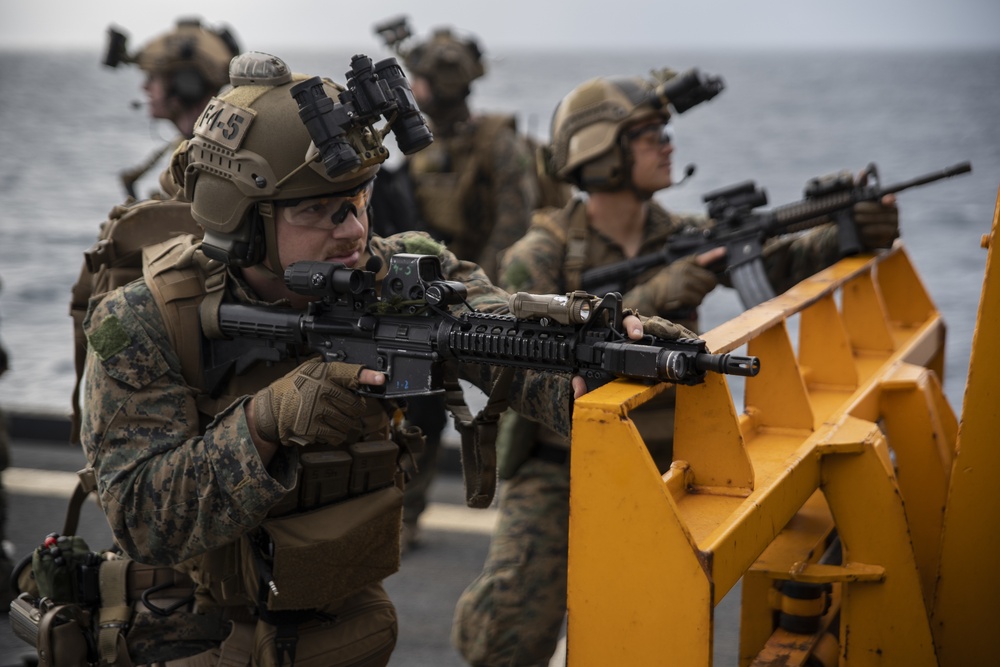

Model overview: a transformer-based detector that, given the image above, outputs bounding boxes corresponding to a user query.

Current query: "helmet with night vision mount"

[176,51,432,273]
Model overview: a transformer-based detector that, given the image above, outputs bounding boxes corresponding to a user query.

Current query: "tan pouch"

[244,485,403,611]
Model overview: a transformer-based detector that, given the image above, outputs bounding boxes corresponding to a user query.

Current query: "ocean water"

[0,47,998,416]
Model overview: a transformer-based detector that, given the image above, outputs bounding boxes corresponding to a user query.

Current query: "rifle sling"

[443,365,513,509]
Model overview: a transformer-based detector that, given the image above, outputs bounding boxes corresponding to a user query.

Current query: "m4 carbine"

[213,254,759,398]
[213,254,759,509]
[580,161,972,308]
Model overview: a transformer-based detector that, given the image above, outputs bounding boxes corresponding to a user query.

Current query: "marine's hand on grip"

[638,315,698,341]
[641,255,718,312]
[252,360,368,447]
[852,197,899,250]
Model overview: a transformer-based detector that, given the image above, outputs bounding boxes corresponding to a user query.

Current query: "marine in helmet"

[452,68,901,667]
[378,21,544,274]
[103,16,241,198]
[76,52,675,665]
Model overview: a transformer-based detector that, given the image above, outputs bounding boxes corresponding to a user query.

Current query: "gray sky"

[2,0,999,52]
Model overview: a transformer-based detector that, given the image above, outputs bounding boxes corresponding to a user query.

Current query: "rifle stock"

[215,254,760,398]
[580,161,972,308]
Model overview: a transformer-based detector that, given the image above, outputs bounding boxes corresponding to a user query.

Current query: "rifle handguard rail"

[215,255,761,397]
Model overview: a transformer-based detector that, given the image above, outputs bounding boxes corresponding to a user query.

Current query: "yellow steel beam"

[568,245,950,666]
[932,187,1000,665]
[568,390,714,666]
[878,363,955,607]
[673,371,754,494]
[820,416,937,666]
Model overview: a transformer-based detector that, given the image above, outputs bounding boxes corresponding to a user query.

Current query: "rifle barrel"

[695,352,760,377]
[882,161,972,195]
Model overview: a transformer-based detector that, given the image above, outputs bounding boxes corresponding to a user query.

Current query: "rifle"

[580,161,972,308]
[213,254,759,398]
[213,254,758,508]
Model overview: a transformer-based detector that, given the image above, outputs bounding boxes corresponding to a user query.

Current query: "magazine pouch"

[243,484,403,612]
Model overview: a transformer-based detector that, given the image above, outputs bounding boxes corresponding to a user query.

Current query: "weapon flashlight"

[508,291,594,326]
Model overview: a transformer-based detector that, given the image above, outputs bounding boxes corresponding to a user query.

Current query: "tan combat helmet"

[546,68,724,192]
[104,17,241,107]
[402,27,485,104]
[546,76,666,192]
[177,52,410,273]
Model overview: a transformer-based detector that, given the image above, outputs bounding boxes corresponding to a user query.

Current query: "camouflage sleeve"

[498,218,564,295]
[81,282,296,565]
[761,224,841,295]
[476,126,538,281]
[373,232,575,438]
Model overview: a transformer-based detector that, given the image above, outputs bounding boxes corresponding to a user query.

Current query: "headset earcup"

[172,68,207,107]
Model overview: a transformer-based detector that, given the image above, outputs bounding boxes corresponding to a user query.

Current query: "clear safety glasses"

[277,181,374,229]
[625,122,674,147]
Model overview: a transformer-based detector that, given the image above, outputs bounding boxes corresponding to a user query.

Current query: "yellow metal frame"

[568,190,1000,667]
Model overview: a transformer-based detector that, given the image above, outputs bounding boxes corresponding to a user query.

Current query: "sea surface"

[0,47,998,416]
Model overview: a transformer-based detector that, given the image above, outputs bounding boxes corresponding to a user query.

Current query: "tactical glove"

[253,360,366,447]
[640,315,698,341]
[852,200,899,250]
[645,256,718,313]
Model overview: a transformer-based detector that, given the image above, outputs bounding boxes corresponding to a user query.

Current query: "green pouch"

[32,536,101,605]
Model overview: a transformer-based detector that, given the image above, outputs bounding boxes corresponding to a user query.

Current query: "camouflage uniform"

[81,230,573,664]
[452,196,845,666]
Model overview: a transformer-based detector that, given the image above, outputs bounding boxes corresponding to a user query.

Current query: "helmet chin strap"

[257,202,285,281]
[616,134,655,202]
[363,203,383,272]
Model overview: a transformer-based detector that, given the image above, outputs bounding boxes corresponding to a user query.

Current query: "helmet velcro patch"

[193,98,257,152]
